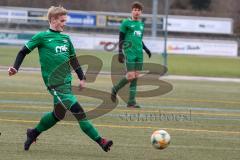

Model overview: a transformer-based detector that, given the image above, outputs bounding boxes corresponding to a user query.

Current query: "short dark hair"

[131,1,143,10]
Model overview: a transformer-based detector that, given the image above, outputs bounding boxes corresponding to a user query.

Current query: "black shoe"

[98,138,113,152]
[111,87,117,103]
[24,129,40,151]
[127,104,141,108]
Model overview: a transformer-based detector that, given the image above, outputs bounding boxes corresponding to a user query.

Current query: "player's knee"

[128,75,137,81]
[127,77,133,81]
[51,112,60,122]
[135,71,140,78]
[70,102,86,121]
[127,72,135,81]
[53,103,66,121]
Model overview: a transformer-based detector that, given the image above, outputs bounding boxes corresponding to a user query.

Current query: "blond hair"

[47,6,68,22]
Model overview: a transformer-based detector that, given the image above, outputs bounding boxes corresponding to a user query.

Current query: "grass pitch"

[0,72,240,160]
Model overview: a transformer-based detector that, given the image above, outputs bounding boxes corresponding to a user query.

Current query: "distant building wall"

[0,0,239,33]
[0,0,155,13]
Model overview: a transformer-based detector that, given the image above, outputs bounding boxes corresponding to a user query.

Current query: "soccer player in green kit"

[111,2,152,108]
[8,6,113,152]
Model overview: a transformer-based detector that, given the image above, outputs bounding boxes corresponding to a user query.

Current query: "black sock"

[95,137,102,144]
[32,128,41,137]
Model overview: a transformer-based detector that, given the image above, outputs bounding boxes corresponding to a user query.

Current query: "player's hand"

[118,53,125,63]
[79,80,85,90]
[146,50,152,58]
[8,67,18,76]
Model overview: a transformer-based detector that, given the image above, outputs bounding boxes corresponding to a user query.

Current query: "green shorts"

[125,55,143,72]
[48,82,77,109]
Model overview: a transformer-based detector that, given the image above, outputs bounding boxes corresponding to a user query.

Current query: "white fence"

[70,34,238,57]
[164,16,233,34]
[0,31,238,57]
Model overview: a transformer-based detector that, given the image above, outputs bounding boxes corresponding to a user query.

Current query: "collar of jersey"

[129,18,140,22]
[48,28,60,33]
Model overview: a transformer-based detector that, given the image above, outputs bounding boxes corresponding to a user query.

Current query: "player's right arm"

[118,32,125,63]
[8,46,31,76]
[118,19,128,63]
[8,32,42,76]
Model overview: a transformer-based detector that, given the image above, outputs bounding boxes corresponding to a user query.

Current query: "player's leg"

[127,71,141,108]
[55,83,113,152]
[128,75,138,107]
[70,102,113,152]
[35,108,62,132]
[111,76,129,102]
[24,86,68,151]
[127,59,143,108]
[24,106,62,151]
[111,56,135,102]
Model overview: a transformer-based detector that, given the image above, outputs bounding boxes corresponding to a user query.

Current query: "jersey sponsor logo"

[55,45,68,54]
[134,30,142,37]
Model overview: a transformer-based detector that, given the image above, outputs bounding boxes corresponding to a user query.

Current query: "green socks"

[79,119,100,141]
[34,111,100,141]
[128,78,137,105]
[35,112,100,141]
[113,77,138,105]
[113,77,129,92]
[35,112,59,132]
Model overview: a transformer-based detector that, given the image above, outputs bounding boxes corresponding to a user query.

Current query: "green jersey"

[120,18,144,56]
[25,29,75,87]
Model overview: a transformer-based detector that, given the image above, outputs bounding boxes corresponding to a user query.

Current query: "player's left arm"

[70,56,86,90]
[68,38,86,89]
[70,56,86,81]
[142,41,152,58]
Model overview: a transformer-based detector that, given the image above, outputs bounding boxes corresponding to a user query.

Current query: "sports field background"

[1,46,240,78]
[0,46,240,160]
